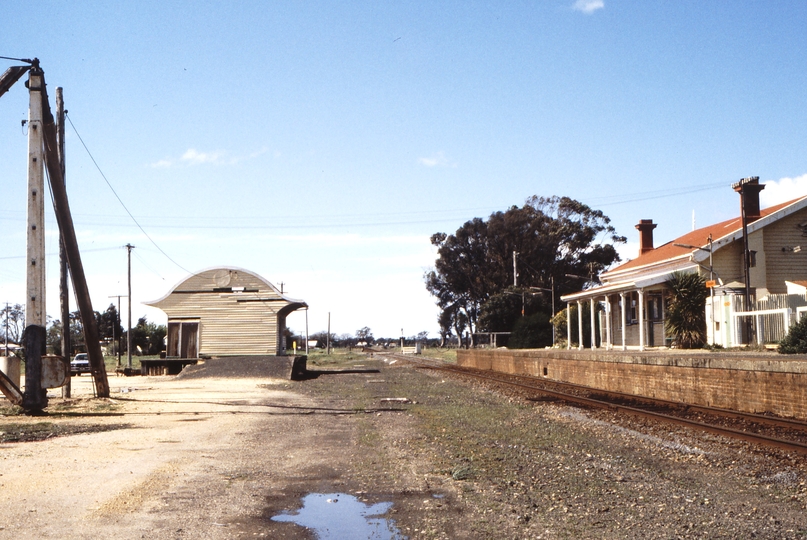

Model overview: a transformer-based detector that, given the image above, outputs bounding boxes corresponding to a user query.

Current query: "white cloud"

[149,158,173,168]
[150,147,270,168]
[417,151,456,168]
[760,173,807,207]
[181,148,224,165]
[573,0,604,14]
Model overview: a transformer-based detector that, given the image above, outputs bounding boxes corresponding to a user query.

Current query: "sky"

[2,1,807,340]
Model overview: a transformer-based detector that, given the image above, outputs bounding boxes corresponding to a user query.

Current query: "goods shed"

[145,267,307,357]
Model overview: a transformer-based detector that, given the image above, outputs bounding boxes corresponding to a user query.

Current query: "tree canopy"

[425,196,625,345]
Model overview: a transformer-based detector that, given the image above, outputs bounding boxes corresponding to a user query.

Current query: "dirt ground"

[1,353,807,539]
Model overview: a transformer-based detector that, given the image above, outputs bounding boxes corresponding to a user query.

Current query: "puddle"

[271,492,404,539]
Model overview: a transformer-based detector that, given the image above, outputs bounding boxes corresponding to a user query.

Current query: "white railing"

[732,308,791,345]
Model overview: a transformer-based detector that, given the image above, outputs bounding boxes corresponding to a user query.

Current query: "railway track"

[382,352,807,456]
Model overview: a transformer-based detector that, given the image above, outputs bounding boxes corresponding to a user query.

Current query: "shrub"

[779,316,807,354]
[665,271,708,349]
[508,312,553,349]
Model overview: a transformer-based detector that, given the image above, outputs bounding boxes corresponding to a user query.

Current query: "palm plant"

[664,271,708,349]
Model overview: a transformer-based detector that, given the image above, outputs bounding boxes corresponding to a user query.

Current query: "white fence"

[716,293,807,346]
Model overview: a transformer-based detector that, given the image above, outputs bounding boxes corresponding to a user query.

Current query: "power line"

[65,113,192,274]
[0,246,122,261]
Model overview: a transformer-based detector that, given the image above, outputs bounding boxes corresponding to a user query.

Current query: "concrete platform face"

[175,356,308,380]
[458,349,807,420]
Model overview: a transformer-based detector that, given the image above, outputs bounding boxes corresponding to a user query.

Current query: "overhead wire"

[64,113,192,275]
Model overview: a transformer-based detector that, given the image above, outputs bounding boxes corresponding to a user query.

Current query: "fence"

[730,293,807,345]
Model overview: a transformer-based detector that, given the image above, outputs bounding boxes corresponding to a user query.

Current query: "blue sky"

[2,1,807,339]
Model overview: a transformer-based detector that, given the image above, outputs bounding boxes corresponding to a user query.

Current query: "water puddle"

[271,492,404,539]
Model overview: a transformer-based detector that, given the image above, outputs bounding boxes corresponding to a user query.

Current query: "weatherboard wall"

[458,349,807,420]
[763,209,807,294]
[147,268,296,356]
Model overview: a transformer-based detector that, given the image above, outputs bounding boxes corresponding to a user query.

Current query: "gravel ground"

[1,352,806,539]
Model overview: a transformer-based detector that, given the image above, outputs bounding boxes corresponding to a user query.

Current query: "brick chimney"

[732,176,766,223]
[635,219,657,256]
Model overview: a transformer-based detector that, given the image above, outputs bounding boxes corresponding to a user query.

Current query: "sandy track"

[0,374,330,539]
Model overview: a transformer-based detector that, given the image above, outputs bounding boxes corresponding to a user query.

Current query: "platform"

[458,348,807,420]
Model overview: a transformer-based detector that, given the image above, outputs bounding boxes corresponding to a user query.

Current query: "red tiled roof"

[609,197,805,274]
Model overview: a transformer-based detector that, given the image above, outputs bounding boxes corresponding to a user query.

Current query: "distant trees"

[426,196,624,347]
[126,317,166,355]
[355,327,374,345]
[0,304,25,344]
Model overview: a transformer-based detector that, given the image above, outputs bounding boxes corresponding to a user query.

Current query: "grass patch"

[0,420,131,442]
[419,347,458,363]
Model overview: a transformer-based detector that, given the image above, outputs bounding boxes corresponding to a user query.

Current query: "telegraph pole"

[126,244,134,370]
[326,312,331,354]
[57,86,71,398]
[22,64,47,411]
[305,308,309,355]
[4,303,8,356]
[25,66,46,329]
[109,295,127,367]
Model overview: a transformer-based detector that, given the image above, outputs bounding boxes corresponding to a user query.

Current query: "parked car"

[70,353,91,376]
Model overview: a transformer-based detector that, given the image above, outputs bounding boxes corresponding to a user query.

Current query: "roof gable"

[605,196,807,278]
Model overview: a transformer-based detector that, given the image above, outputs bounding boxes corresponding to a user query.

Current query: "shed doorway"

[167,321,199,358]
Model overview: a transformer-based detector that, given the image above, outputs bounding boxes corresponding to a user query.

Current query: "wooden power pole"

[57,87,71,398]
[38,66,109,397]
[126,244,134,370]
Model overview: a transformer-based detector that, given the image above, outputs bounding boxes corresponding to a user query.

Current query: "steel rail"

[386,353,807,456]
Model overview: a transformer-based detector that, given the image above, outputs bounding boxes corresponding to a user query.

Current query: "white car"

[70,353,91,376]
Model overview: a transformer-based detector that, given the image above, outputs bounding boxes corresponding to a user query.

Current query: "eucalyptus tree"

[425,196,624,345]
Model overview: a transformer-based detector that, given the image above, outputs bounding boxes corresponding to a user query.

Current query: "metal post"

[126,244,134,369]
[513,251,518,288]
[326,312,331,354]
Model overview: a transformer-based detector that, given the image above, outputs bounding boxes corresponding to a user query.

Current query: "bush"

[508,312,553,349]
[665,271,708,349]
[779,316,807,354]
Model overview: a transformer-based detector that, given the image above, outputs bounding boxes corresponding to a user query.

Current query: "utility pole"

[22,64,47,411]
[38,64,109,397]
[57,87,72,398]
[126,244,134,370]
[4,303,8,356]
[109,295,127,367]
[25,66,46,329]
[326,312,331,355]
[304,308,309,355]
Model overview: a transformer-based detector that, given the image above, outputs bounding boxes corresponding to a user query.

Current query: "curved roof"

[144,266,307,308]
